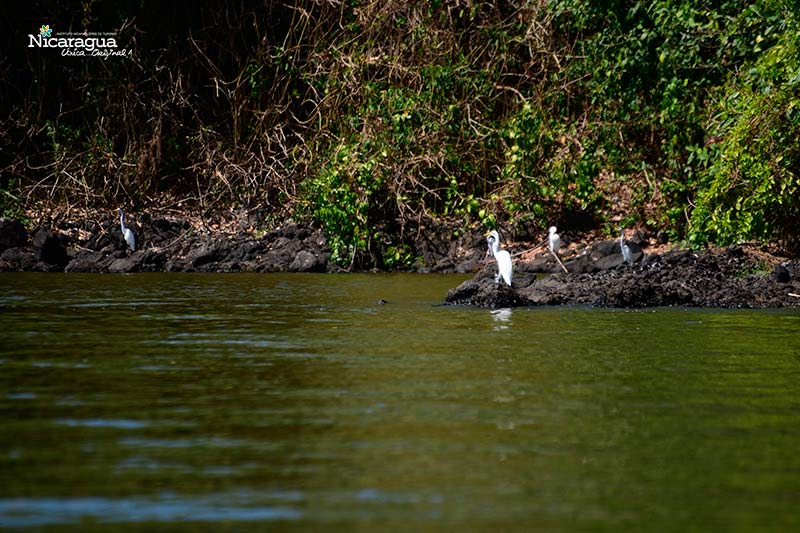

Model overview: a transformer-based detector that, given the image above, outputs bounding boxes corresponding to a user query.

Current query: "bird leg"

[549,248,569,273]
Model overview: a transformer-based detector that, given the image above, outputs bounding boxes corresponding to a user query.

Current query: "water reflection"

[491,308,513,330]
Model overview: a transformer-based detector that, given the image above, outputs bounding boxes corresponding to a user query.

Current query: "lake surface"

[1,272,800,531]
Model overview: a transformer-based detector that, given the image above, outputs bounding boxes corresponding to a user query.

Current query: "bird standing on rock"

[546,225,569,273]
[619,227,632,266]
[486,230,513,286]
[548,226,562,256]
[119,208,136,252]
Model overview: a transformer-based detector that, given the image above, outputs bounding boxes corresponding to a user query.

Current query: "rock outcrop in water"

[444,245,800,309]
[444,270,534,309]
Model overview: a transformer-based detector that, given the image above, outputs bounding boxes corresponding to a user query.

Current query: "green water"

[1,273,800,531]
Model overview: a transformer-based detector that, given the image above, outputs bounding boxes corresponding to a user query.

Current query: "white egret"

[619,227,632,266]
[548,226,562,255]
[486,230,513,286]
[119,208,136,252]
[546,225,569,273]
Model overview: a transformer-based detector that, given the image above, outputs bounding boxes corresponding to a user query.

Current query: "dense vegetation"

[2,0,798,267]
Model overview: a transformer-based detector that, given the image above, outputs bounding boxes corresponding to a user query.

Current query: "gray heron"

[620,227,632,265]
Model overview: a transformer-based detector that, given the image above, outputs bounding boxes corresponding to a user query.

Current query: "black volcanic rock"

[446,249,800,309]
[444,271,534,308]
[0,219,27,251]
[774,264,791,283]
[33,230,68,267]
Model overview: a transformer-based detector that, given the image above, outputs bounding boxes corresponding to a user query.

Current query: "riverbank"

[0,214,331,274]
[1,213,797,309]
[0,212,490,274]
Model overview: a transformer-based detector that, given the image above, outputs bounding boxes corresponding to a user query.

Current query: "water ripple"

[56,418,149,429]
[0,491,303,527]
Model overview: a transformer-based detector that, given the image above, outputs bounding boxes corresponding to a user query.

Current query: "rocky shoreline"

[1,215,798,309]
[445,240,800,309]
[0,216,333,274]
[0,214,490,275]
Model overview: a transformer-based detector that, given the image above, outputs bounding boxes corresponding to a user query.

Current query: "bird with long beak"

[119,208,136,252]
[485,230,512,286]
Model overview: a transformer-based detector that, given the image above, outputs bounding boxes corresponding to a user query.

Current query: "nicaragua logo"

[28,24,127,57]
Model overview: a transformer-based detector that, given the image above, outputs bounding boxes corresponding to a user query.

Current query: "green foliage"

[5,0,800,254]
[691,19,800,247]
[0,175,26,221]
[381,242,418,269]
[497,101,600,220]
[544,0,786,237]
[299,142,383,267]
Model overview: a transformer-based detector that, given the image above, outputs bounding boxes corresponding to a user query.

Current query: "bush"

[4,1,799,255]
[690,18,800,250]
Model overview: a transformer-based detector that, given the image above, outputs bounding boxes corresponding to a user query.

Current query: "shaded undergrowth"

[1,0,798,268]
